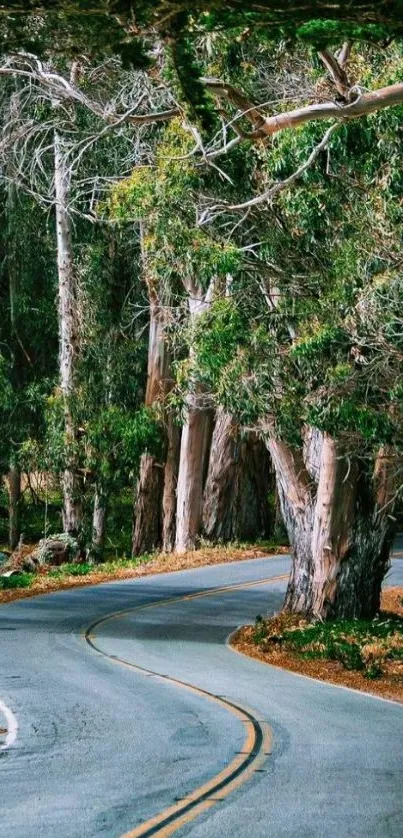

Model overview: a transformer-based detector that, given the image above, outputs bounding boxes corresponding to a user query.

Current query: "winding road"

[1,550,403,837]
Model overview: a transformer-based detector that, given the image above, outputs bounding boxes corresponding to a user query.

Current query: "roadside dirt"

[0,544,288,605]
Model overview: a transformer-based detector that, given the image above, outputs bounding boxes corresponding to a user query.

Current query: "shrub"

[252,612,403,678]
[64,562,92,576]
[0,572,33,590]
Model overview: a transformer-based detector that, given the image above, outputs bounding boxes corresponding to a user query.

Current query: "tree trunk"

[90,488,108,562]
[132,454,164,555]
[132,214,178,557]
[162,416,181,552]
[203,410,273,542]
[267,432,396,620]
[175,407,213,553]
[54,130,82,536]
[174,279,216,554]
[8,465,21,550]
[6,123,23,550]
[132,286,172,556]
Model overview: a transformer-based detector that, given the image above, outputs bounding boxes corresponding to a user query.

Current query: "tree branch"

[0,55,180,126]
[266,436,312,515]
[337,40,352,68]
[203,72,403,140]
[201,76,266,134]
[258,81,403,135]
[318,47,351,98]
[199,123,339,221]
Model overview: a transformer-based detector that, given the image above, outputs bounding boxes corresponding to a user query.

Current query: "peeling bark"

[175,279,215,554]
[162,416,181,552]
[132,214,179,557]
[266,430,396,620]
[145,299,170,406]
[268,437,315,612]
[309,436,359,617]
[175,407,213,553]
[8,465,21,550]
[132,290,171,556]
[90,488,108,561]
[132,454,164,555]
[54,130,82,535]
[203,410,273,542]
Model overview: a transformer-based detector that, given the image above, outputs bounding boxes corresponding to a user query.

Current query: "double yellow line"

[85,571,289,837]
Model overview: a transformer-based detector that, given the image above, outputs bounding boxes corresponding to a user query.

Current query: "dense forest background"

[0,3,403,621]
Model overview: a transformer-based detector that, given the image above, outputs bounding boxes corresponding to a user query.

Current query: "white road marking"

[0,698,18,751]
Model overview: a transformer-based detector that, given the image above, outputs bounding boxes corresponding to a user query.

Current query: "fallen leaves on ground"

[231,587,403,704]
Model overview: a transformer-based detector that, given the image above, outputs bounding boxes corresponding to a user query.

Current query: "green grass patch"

[47,555,152,579]
[48,562,93,578]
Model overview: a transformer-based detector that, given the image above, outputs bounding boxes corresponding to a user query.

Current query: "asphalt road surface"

[1,549,403,837]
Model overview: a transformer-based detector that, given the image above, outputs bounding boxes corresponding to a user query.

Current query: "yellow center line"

[84,572,288,838]
[85,572,289,638]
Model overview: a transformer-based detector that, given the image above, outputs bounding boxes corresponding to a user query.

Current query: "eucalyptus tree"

[130,211,180,556]
[2,2,403,136]
[2,2,403,604]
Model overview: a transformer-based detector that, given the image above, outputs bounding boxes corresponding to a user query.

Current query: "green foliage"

[0,572,33,590]
[152,41,403,454]
[253,615,267,645]
[108,120,244,303]
[49,561,92,578]
[85,405,162,489]
[2,20,403,558]
[0,189,58,474]
[185,298,247,389]
[290,326,348,361]
[4,2,403,50]
[296,20,392,46]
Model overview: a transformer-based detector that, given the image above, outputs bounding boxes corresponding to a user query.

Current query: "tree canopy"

[2,1,403,65]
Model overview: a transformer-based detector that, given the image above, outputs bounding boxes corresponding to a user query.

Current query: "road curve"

[1,553,403,838]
